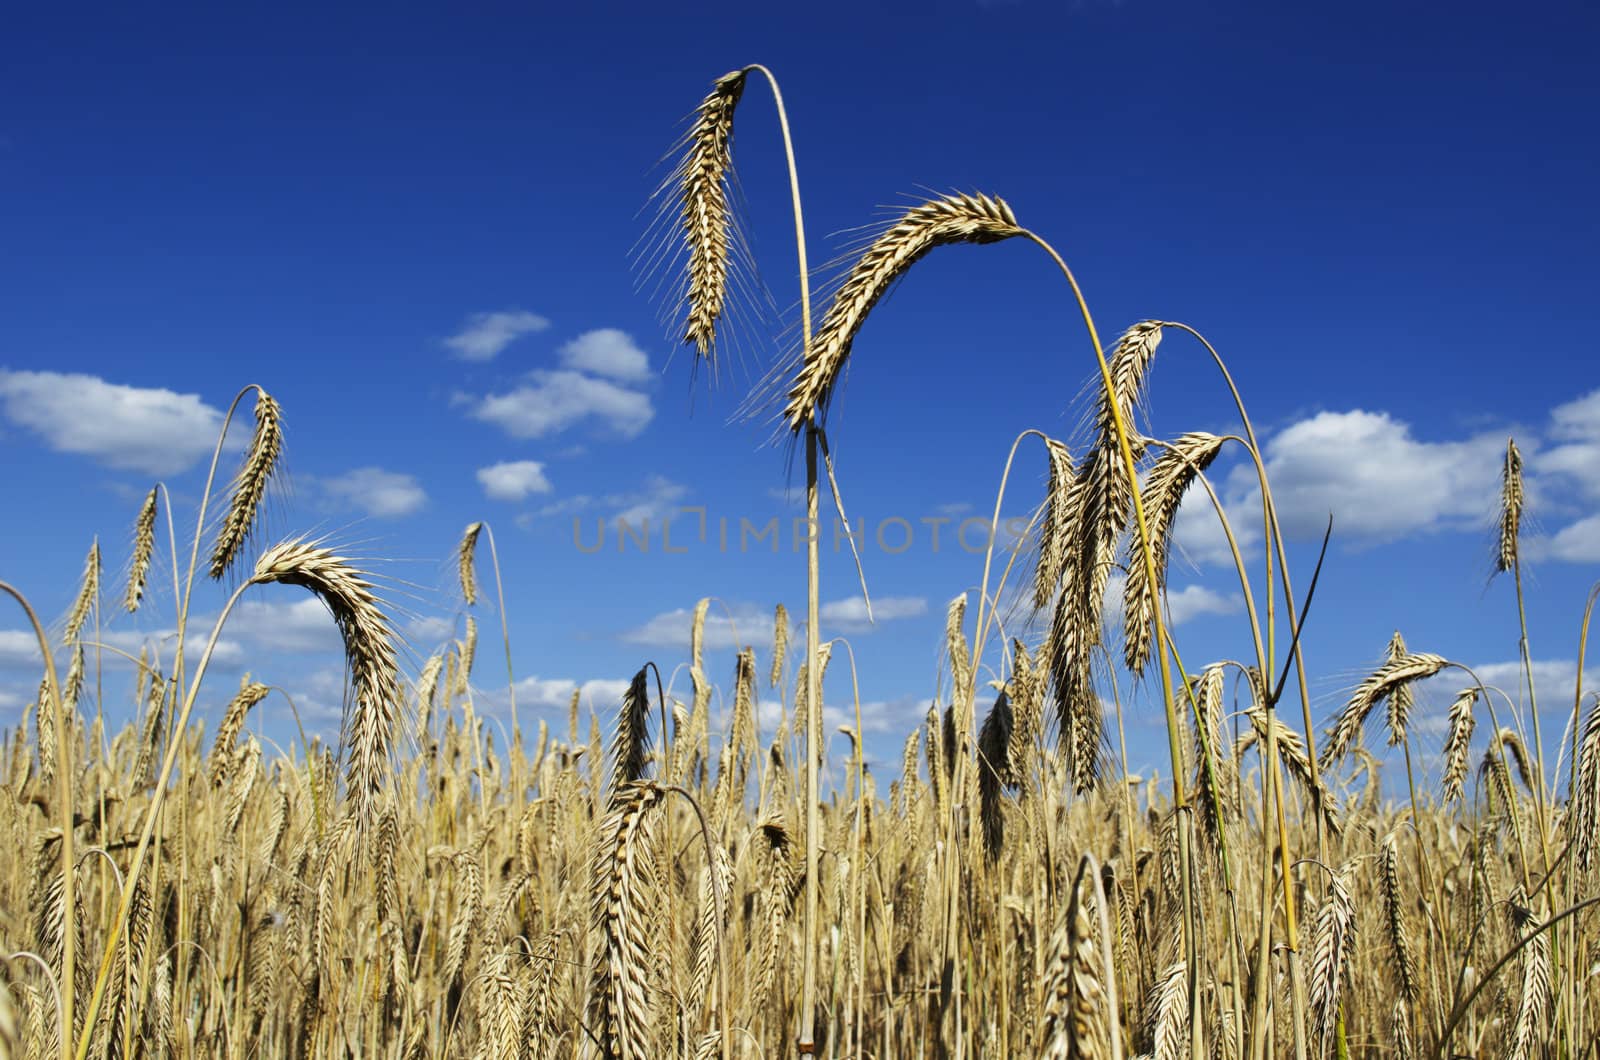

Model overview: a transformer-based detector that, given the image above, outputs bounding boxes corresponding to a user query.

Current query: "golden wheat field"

[2,65,1598,1060]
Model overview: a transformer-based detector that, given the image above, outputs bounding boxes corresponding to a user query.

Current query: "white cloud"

[444,310,550,361]
[1165,585,1244,625]
[819,595,928,630]
[225,598,344,654]
[0,630,42,669]
[477,460,553,502]
[315,467,427,518]
[558,329,651,383]
[1533,388,1600,501]
[1099,574,1241,630]
[471,370,653,440]
[1550,388,1600,442]
[1246,410,1504,541]
[1472,659,1597,707]
[498,675,634,715]
[0,370,228,475]
[407,615,456,646]
[622,604,779,653]
[1534,513,1600,563]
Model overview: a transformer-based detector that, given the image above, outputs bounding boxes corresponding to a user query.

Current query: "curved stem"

[1022,231,1197,1057]
[175,384,259,707]
[742,62,821,1057]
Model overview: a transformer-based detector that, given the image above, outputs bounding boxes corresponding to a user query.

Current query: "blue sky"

[2,1,1597,788]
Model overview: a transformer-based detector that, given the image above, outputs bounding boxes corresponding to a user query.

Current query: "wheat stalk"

[1441,687,1478,804]
[1505,891,1550,1060]
[250,539,400,825]
[1383,631,1414,747]
[210,387,282,579]
[125,487,158,613]
[590,781,667,1060]
[1123,433,1225,675]
[672,70,748,361]
[1570,693,1600,870]
[1380,832,1419,1006]
[1496,438,1524,575]
[783,192,1024,430]
[609,667,653,799]
[1307,861,1356,1049]
[458,522,483,606]
[1321,649,1447,767]
[1034,438,1076,610]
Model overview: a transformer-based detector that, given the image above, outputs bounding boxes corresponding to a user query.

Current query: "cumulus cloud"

[314,467,427,517]
[0,369,228,475]
[470,371,653,440]
[558,329,651,383]
[1099,574,1241,630]
[477,460,553,502]
[487,675,634,716]
[225,597,345,654]
[444,310,550,361]
[1166,585,1244,624]
[1535,513,1600,563]
[621,604,776,653]
[407,615,456,647]
[0,630,42,669]
[1533,387,1600,501]
[1471,659,1597,706]
[819,596,928,630]
[1246,410,1504,541]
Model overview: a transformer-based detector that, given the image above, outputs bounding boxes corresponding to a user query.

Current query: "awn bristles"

[1321,648,1447,768]
[783,192,1025,430]
[458,521,483,606]
[1497,437,1524,574]
[1441,687,1478,804]
[674,70,747,362]
[1123,432,1225,675]
[250,539,400,826]
[210,387,283,579]
[126,487,158,613]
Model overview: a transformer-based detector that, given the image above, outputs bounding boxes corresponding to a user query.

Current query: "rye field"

[1,65,1596,1060]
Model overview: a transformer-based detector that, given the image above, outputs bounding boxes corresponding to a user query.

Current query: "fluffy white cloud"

[0,630,42,669]
[1549,388,1600,441]
[1246,410,1504,541]
[316,467,427,517]
[496,675,634,715]
[225,597,345,654]
[477,460,553,502]
[471,370,653,439]
[1471,659,1597,706]
[1535,513,1600,563]
[444,310,550,361]
[1099,574,1241,630]
[0,370,229,475]
[1533,387,1600,501]
[558,329,651,383]
[1165,585,1244,625]
[621,605,776,653]
[819,595,928,630]
[407,615,456,646]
